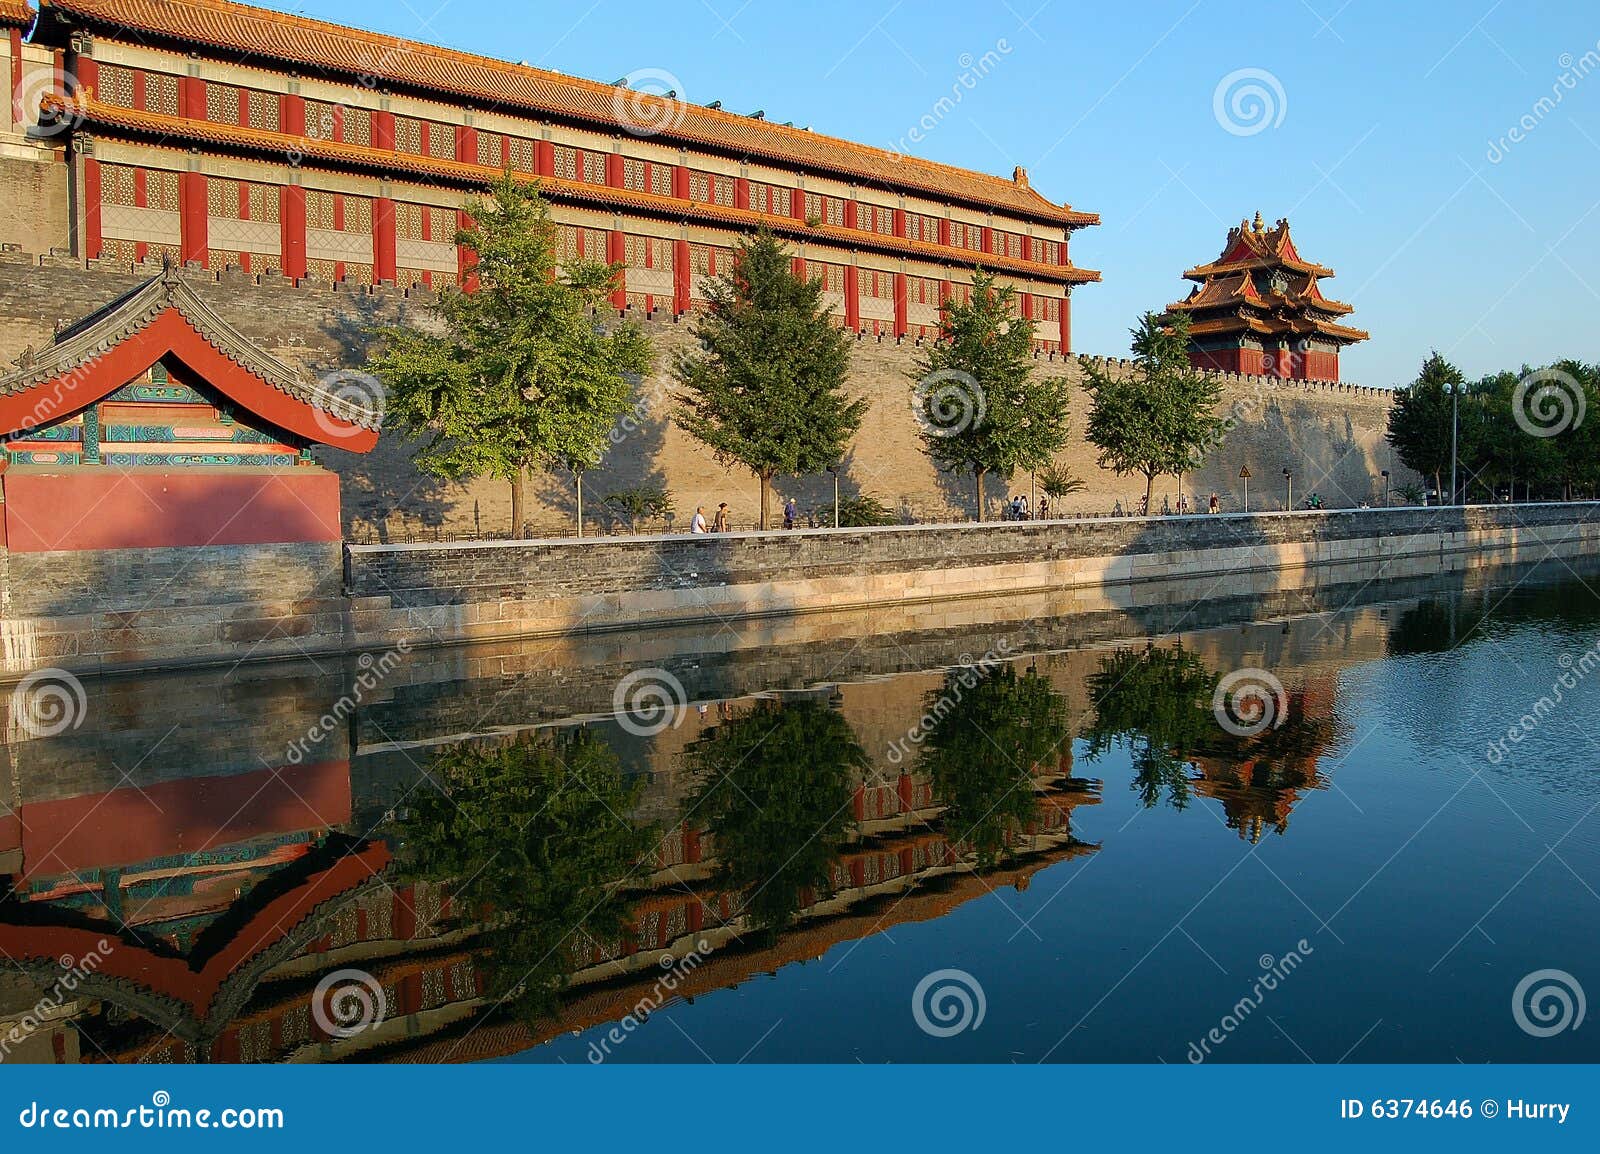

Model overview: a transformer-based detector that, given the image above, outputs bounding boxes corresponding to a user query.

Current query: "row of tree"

[1386,353,1600,502]
[370,174,1229,533]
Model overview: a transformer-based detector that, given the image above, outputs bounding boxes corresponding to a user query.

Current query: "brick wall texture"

[0,254,1415,542]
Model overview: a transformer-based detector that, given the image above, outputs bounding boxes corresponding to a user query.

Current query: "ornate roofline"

[0,261,380,446]
[40,0,1099,229]
[0,0,32,29]
[66,99,1102,285]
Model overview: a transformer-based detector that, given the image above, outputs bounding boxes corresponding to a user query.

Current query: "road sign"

[1239,466,1252,480]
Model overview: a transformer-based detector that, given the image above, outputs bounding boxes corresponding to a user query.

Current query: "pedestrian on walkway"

[691,506,708,533]
[713,503,730,532]
[783,496,797,530]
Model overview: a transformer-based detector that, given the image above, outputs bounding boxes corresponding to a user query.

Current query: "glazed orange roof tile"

[0,0,34,27]
[41,0,1098,227]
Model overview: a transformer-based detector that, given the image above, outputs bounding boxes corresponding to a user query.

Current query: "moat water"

[3,554,1598,1064]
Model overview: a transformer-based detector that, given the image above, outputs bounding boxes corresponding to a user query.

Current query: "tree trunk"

[1144,472,1156,514]
[975,468,986,522]
[758,471,772,530]
[510,470,526,539]
[1433,470,1442,507]
[575,473,584,538]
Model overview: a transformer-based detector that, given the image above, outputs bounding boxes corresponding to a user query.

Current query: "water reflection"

[2,555,1596,1063]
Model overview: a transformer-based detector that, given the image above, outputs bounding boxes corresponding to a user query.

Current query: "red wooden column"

[535,139,554,177]
[80,152,103,260]
[792,255,806,281]
[606,150,623,188]
[179,167,207,267]
[281,91,305,139]
[457,209,478,291]
[607,227,626,309]
[842,198,857,231]
[372,109,395,152]
[892,208,906,239]
[791,185,806,223]
[672,163,689,200]
[280,184,306,279]
[1059,290,1072,354]
[937,217,951,247]
[457,124,478,167]
[893,271,908,337]
[843,263,859,331]
[734,175,749,211]
[980,225,993,256]
[372,194,396,284]
[178,72,204,119]
[673,237,690,314]
[8,29,22,128]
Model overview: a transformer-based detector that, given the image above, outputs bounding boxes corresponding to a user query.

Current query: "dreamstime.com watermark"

[1487,42,1600,164]
[887,642,1017,765]
[1485,638,1600,764]
[1212,667,1288,738]
[613,68,688,138]
[16,1092,283,1131]
[1185,939,1314,1062]
[887,41,1012,159]
[911,368,987,439]
[7,667,88,739]
[912,968,986,1037]
[613,667,689,737]
[1512,968,1585,1038]
[0,943,114,1062]
[1213,67,1287,137]
[586,940,714,1062]
[285,641,411,765]
[1512,367,1586,439]
[311,968,388,1039]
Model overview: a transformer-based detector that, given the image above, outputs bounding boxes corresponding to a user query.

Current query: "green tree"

[1081,313,1222,511]
[912,270,1072,520]
[674,229,862,529]
[1386,352,1462,502]
[917,663,1071,865]
[603,486,674,533]
[388,731,656,1021]
[1037,462,1087,503]
[1081,644,1217,811]
[369,173,653,537]
[683,697,865,933]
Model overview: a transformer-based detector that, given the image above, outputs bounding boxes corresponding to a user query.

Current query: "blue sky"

[284,0,1599,386]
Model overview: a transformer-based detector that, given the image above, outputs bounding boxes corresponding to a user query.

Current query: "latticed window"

[1035,295,1060,321]
[425,121,455,160]
[862,268,895,299]
[394,117,422,154]
[650,165,672,197]
[100,64,135,108]
[148,169,179,212]
[343,196,372,233]
[207,248,241,269]
[396,203,424,240]
[557,224,580,263]
[688,172,710,202]
[145,72,179,117]
[205,84,240,124]
[689,244,715,276]
[427,206,456,241]
[344,261,374,285]
[824,197,844,226]
[711,175,734,207]
[624,234,648,267]
[1044,239,1061,264]
[582,151,606,184]
[477,131,503,167]
[650,237,674,271]
[622,158,647,191]
[859,204,894,234]
[342,106,372,147]
[247,183,278,222]
[306,189,335,230]
[246,90,281,133]
[507,137,535,173]
[103,164,136,206]
[304,100,337,141]
[553,145,578,180]
[750,183,790,216]
[908,275,940,305]
[1000,232,1023,259]
[579,227,609,259]
[207,178,242,219]
[815,263,845,292]
[307,257,337,280]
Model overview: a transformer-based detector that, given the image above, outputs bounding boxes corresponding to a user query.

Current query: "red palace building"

[19,0,1100,351]
[1165,213,1369,382]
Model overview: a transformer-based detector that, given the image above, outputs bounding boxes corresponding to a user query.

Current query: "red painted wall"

[1,469,342,551]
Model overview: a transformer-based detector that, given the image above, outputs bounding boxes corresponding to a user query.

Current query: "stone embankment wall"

[0,252,1413,541]
[344,503,1599,650]
[1,503,1594,677]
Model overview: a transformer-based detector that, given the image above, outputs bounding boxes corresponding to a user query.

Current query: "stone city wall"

[0,252,1414,543]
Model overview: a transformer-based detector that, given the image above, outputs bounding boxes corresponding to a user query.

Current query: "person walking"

[783,496,797,530]
[1208,493,1220,515]
[713,502,730,532]
[691,506,708,533]
[1038,495,1050,520]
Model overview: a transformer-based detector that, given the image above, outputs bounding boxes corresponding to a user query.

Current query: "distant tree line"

[1386,353,1600,503]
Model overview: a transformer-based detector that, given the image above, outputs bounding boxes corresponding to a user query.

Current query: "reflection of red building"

[1191,678,1338,843]
[1165,214,1368,382]
[0,264,375,550]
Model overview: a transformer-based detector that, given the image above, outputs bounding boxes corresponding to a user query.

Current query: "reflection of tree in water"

[917,664,1071,866]
[387,729,655,1021]
[1387,577,1600,658]
[1083,644,1337,835]
[684,697,865,936]
[1083,645,1215,811]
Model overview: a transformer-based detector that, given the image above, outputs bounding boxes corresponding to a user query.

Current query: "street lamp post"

[1381,469,1390,508]
[1449,382,1460,506]
[1283,468,1292,512]
[828,465,840,529]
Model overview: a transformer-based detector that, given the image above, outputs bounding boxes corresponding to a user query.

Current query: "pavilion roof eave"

[0,265,380,447]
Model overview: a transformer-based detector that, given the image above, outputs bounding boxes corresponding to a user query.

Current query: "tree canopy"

[674,228,863,528]
[1081,312,1223,510]
[911,270,1072,520]
[369,172,653,536]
